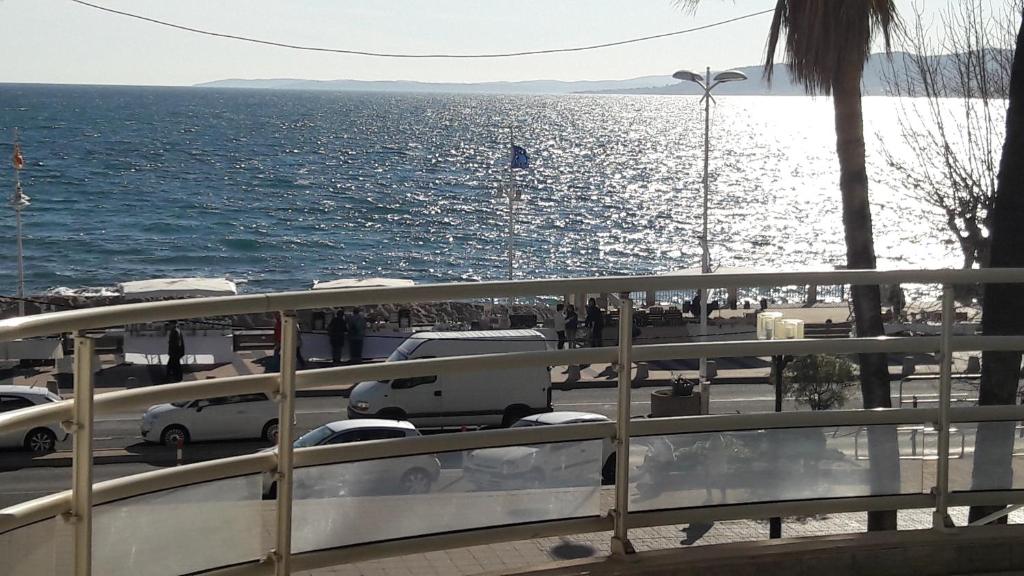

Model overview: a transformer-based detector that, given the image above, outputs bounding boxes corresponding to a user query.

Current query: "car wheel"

[24,428,57,453]
[502,405,532,427]
[399,468,433,494]
[377,409,406,421]
[262,420,280,443]
[601,454,616,485]
[161,425,190,447]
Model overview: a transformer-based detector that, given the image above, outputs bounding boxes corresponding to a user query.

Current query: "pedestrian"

[564,304,579,349]
[166,320,185,383]
[272,314,307,370]
[328,309,347,364]
[295,321,307,370]
[347,307,366,364]
[584,297,604,348]
[554,303,567,350]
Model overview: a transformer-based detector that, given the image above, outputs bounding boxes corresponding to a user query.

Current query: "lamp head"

[672,70,705,86]
[712,70,747,83]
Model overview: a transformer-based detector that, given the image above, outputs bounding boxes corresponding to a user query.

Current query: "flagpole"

[507,125,514,284]
[12,129,26,317]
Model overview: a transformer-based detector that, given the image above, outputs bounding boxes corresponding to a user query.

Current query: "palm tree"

[681,0,902,530]
[969,11,1024,525]
[766,1,900,532]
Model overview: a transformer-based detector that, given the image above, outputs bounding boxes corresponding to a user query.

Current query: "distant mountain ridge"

[195,52,996,96]
[195,76,671,94]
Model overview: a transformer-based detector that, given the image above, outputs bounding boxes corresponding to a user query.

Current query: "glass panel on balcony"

[291,440,604,553]
[950,421,1024,492]
[629,426,926,511]
[0,516,72,576]
[92,475,268,576]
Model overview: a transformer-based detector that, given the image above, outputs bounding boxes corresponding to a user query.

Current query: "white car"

[0,385,68,453]
[263,419,441,499]
[464,411,616,489]
[141,393,279,446]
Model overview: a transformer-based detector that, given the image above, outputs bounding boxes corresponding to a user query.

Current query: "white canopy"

[311,278,415,291]
[119,277,238,300]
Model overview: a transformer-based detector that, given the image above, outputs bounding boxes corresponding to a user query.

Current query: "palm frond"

[763,0,901,95]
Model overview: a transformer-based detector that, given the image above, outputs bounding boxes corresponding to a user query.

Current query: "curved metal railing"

[0,268,1022,576]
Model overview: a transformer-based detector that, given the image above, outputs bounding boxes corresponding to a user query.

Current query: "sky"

[0,0,1009,86]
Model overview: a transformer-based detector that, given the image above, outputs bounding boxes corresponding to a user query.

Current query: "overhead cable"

[68,0,773,59]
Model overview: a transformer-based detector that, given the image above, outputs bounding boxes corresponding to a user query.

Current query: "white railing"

[0,268,1023,576]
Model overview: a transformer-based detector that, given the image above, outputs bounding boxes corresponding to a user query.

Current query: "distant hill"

[195,76,671,94]
[576,53,919,96]
[196,52,1004,96]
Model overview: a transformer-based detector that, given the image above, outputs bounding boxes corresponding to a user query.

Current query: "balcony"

[2,268,1024,576]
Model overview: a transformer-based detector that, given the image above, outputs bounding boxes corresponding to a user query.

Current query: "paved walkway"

[299,506,1024,576]
[2,347,955,399]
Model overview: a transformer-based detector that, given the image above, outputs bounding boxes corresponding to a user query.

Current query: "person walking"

[564,304,579,349]
[271,314,307,371]
[584,297,604,349]
[166,320,185,383]
[347,307,366,364]
[327,309,347,364]
[554,303,567,350]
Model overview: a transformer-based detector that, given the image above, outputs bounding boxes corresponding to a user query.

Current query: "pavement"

[299,505,1024,576]
[1,345,961,400]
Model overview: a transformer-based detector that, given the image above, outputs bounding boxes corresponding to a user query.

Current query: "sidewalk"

[2,349,951,400]
[298,505,1024,576]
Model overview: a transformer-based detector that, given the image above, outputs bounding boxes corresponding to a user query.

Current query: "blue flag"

[511,145,529,169]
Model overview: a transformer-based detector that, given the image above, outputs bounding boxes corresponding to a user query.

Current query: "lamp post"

[672,67,746,395]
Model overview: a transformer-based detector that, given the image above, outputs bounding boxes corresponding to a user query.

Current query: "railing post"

[273,311,298,574]
[933,284,954,529]
[610,293,635,555]
[71,331,95,576]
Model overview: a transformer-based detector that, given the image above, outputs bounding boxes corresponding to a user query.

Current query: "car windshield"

[170,401,189,408]
[294,425,335,448]
[387,338,424,362]
[511,419,545,428]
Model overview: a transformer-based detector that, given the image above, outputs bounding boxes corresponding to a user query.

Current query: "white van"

[347,330,553,428]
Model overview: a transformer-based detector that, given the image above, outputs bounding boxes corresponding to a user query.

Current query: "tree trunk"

[969,13,1024,525]
[833,63,899,531]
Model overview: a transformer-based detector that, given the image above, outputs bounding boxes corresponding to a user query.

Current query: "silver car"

[465,411,616,489]
[263,419,441,499]
[0,385,68,453]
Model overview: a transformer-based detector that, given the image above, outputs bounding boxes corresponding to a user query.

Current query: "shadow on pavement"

[550,538,598,560]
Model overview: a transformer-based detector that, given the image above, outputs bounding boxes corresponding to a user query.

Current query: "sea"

[0,83,964,297]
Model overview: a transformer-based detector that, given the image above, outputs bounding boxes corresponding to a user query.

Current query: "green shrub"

[783,354,857,411]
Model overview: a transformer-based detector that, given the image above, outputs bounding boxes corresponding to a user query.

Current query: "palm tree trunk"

[969,12,1024,525]
[833,62,899,531]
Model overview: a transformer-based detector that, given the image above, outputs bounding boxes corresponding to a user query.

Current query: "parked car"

[141,393,278,446]
[0,385,67,453]
[464,411,615,489]
[348,329,553,428]
[263,419,441,499]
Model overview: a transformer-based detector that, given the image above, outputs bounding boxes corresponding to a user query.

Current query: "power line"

[68,0,774,60]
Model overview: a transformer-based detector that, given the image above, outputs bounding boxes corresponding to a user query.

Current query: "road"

[0,377,982,509]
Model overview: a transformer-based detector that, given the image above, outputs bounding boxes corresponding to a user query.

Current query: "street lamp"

[672,67,747,390]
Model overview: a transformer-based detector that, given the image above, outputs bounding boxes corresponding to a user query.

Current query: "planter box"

[651,389,702,417]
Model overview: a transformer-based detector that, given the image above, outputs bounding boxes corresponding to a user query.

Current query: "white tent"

[119,277,238,300]
[311,278,415,291]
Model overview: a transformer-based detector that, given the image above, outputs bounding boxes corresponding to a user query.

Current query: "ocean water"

[0,84,959,295]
